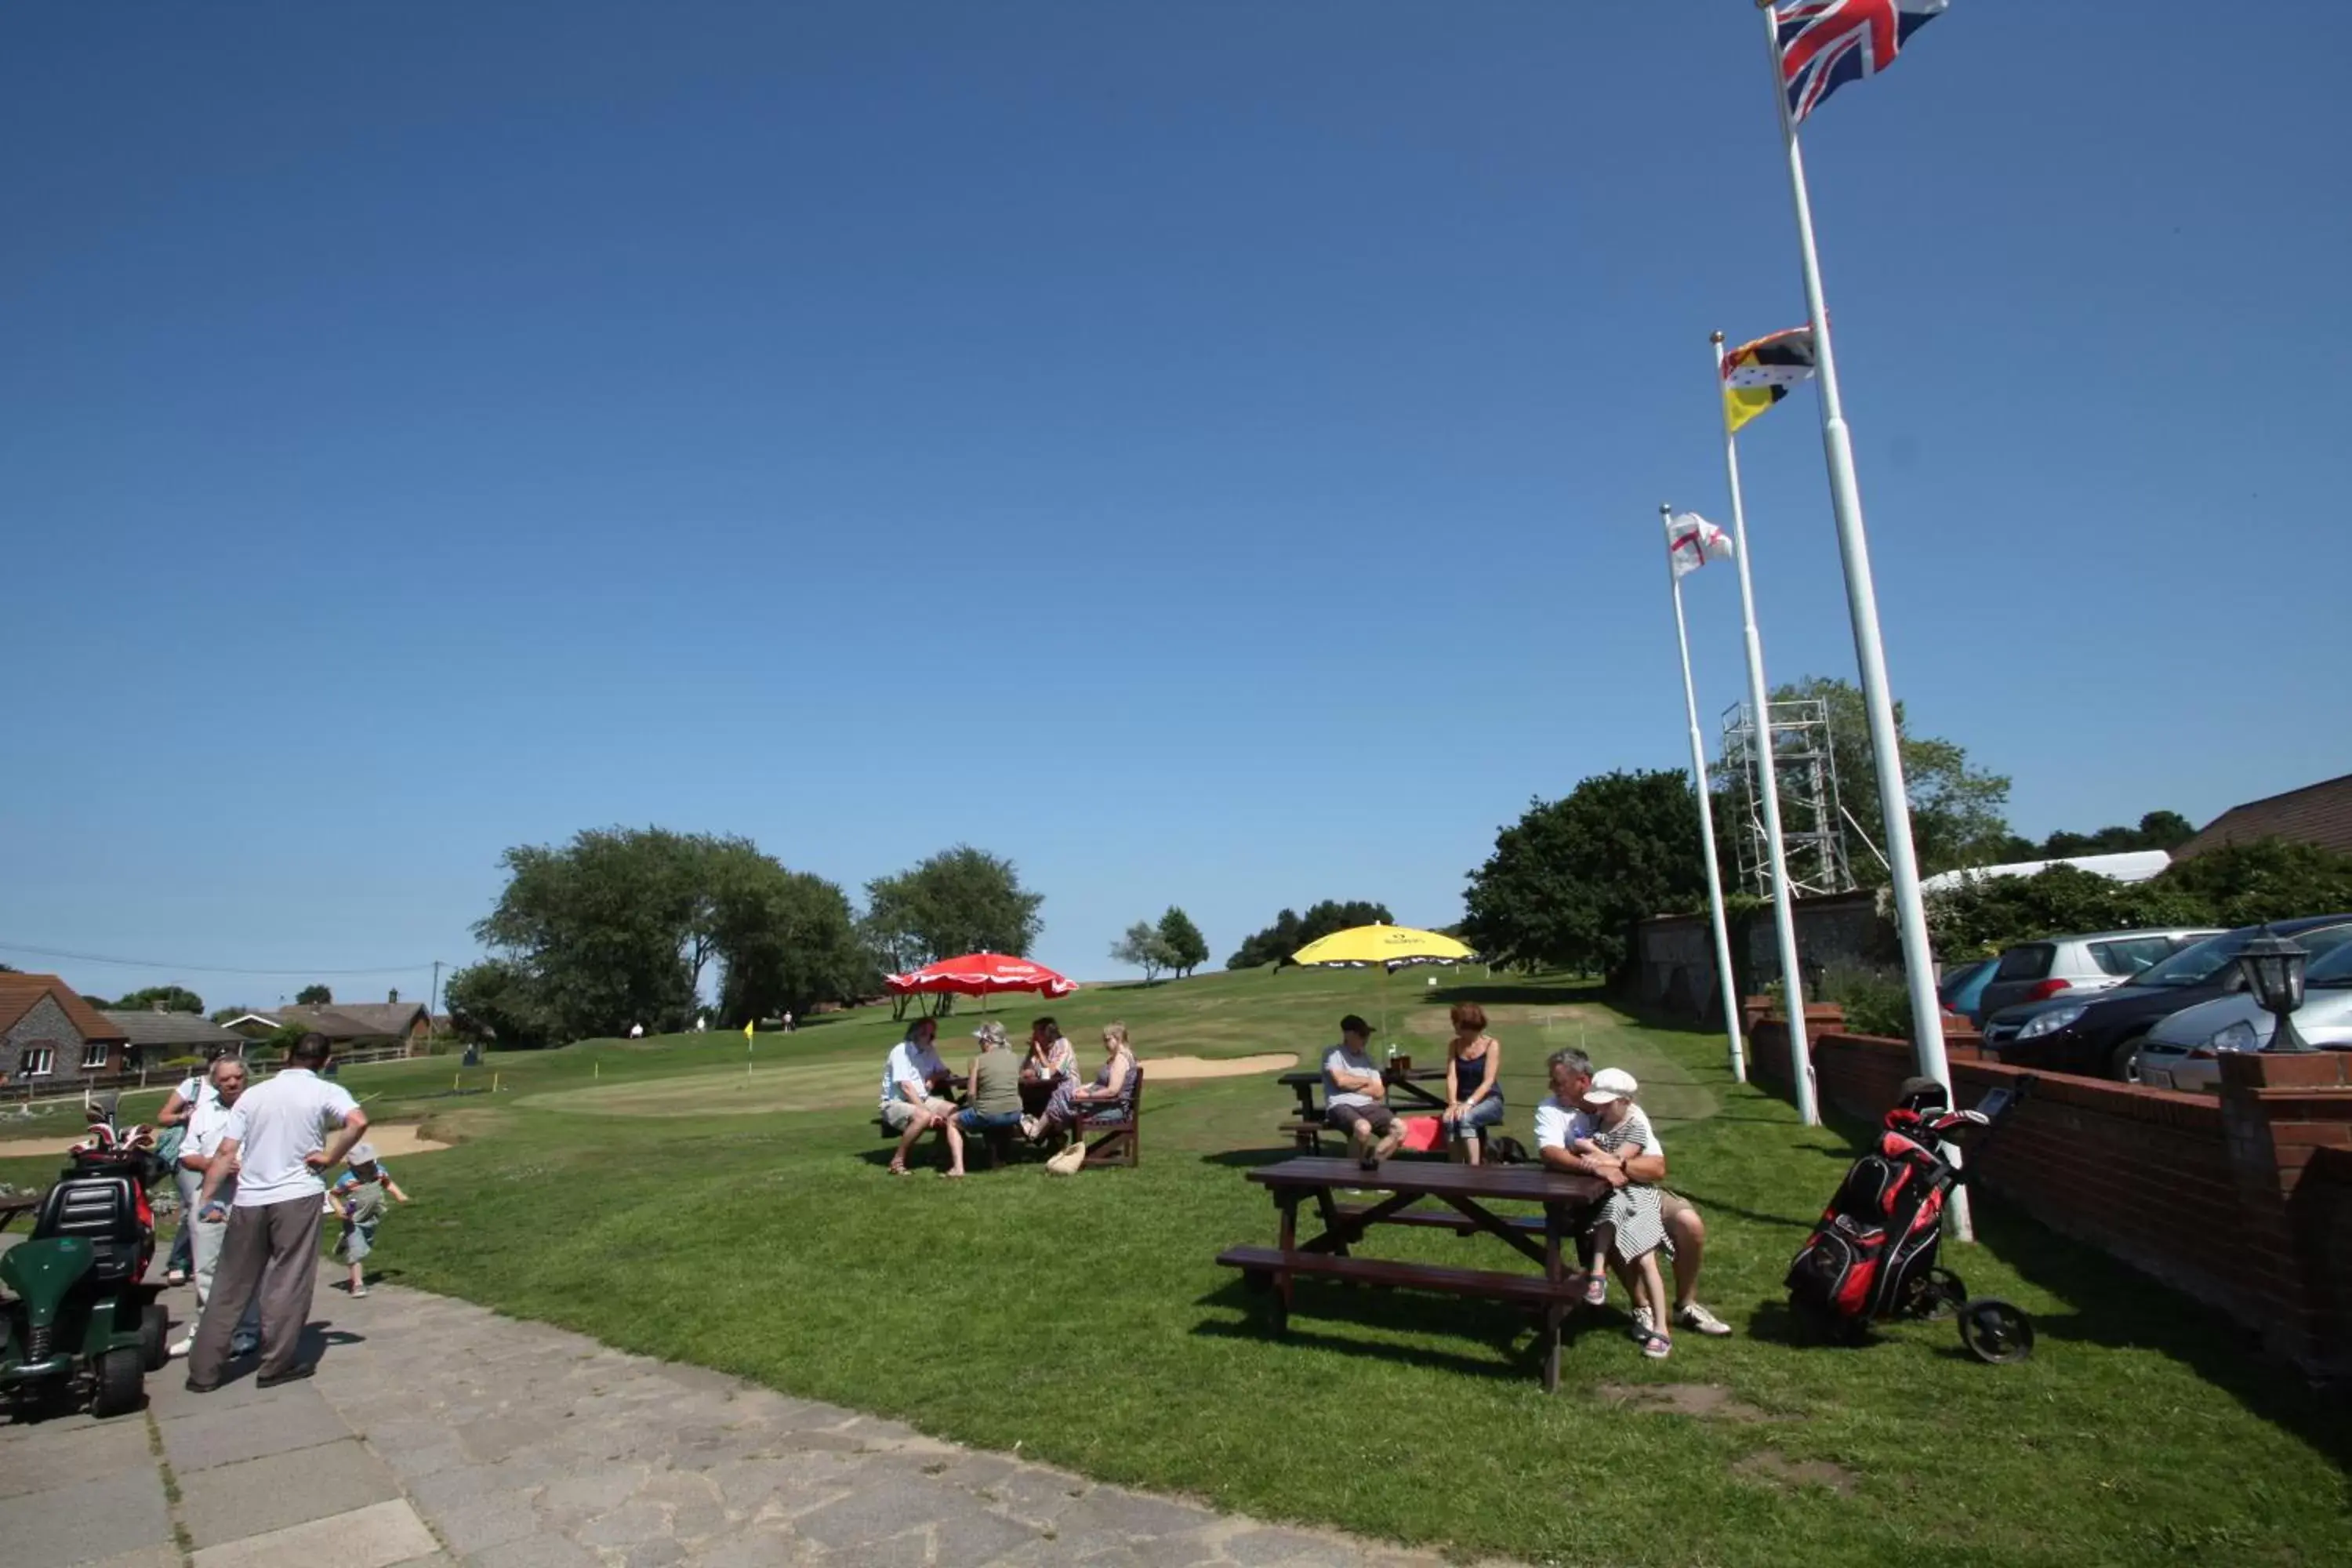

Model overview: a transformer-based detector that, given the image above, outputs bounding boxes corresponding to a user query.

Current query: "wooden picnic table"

[0,1195,39,1234]
[1276,1065,1452,1150]
[1215,1156,1606,1391]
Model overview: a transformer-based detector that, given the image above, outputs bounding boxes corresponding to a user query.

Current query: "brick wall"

[2,994,79,1081]
[1748,1014,2352,1374]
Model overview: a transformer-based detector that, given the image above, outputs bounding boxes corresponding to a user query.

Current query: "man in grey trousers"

[187,1033,368,1391]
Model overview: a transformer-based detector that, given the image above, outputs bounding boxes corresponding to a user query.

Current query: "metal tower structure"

[1719,697,1857,899]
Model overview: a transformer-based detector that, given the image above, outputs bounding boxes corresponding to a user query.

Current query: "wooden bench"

[1074,1068,1143,1168]
[1278,1118,1325,1152]
[1216,1245,1581,1308]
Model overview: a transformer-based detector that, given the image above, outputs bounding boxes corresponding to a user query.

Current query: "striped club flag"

[1722,326,1817,434]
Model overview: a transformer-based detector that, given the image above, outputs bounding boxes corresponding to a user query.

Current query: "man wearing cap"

[880,1017,965,1178]
[1323,1014,1406,1167]
[1534,1048,1733,1339]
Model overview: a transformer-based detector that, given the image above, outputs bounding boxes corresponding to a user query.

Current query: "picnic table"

[1215,1156,1606,1391]
[0,1194,39,1234]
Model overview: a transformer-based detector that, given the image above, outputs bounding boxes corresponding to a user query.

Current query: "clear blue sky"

[5,2,2347,1005]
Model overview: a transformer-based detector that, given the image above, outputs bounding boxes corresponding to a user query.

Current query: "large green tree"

[294,984,333,1006]
[707,845,866,1025]
[859,847,1046,1018]
[1725,675,2014,884]
[105,985,205,1014]
[1156,906,1209,978]
[1111,921,1177,983]
[1225,900,1394,970]
[442,957,554,1050]
[1463,770,1708,981]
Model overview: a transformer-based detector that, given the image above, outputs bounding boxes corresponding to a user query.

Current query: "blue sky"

[5,2,2347,1005]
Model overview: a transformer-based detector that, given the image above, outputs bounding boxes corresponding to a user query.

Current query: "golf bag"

[1784,1076,2034,1363]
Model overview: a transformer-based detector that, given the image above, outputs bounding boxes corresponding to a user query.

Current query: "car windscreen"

[1938,960,1991,1003]
[2300,927,2352,986]
[2088,936,2179,977]
[2131,930,2249,987]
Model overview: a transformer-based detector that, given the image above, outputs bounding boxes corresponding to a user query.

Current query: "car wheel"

[2109,1037,2147,1083]
[91,1346,144,1417]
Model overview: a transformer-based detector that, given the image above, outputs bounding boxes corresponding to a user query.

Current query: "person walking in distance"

[185,1033,368,1390]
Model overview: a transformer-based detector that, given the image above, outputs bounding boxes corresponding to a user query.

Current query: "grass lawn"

[14,970,2350,1564]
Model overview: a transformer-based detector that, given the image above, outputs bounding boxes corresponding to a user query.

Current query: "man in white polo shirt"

[186,1033,368,1391]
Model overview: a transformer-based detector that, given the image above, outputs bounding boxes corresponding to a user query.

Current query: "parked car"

[1936,958,1998,1027]
[1980,916,2352,1080]
[2134,936,2352,1091]
[1973,928,2220,1020]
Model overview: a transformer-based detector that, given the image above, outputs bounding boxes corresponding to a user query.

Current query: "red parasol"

[884,952,1079,1000]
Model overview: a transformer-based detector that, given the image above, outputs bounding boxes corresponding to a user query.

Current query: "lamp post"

[2236,929,2311,1054]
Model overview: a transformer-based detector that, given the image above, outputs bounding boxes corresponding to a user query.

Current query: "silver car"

[2134,934,2352,1091]
[1973,927,2220,1020]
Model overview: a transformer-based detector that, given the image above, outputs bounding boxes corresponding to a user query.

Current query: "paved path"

[3,1274,1497,1568]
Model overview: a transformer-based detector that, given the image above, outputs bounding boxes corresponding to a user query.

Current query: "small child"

[1571,1068,1675,1360]
[332,1142,410,1298]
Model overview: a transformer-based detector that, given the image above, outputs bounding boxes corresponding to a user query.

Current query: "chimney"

[388,988,400,1004]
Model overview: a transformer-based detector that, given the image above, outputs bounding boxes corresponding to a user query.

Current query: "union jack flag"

[1776,0,1949,126]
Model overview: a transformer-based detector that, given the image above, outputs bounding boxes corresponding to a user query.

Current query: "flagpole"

[1700,363,1817,1127]
[1757,2,1965,1223]
[1661,506,1749,1086]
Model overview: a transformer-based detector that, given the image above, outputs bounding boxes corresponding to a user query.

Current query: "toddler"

[332,1142,410,1298]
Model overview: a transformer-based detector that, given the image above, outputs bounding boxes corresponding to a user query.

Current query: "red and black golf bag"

[1786,1102,1957,1326]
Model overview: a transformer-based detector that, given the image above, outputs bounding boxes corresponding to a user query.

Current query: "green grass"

[23,970,2352,1564]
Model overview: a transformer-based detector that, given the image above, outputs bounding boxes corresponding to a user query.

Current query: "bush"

[1817,964,1911,1039]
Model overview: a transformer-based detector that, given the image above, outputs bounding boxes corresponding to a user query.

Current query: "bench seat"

[1214,1245,1579,1305]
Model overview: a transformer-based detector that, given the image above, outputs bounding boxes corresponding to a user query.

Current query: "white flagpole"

[1660,506,1748,1085]
[1757,2,1965,1226]
[1701,364,1817,1127]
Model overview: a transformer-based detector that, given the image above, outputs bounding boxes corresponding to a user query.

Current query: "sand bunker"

[1134,1053,1296,1081]
[0,1121,449,1163]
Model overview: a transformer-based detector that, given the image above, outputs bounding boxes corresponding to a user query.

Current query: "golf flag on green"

[744,1019,755,1047]
[1721,325,1817,433]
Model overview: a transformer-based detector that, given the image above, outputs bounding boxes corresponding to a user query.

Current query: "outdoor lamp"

[2235,928,2311,1053]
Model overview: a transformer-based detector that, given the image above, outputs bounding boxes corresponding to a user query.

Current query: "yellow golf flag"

[744,1019,756,1047]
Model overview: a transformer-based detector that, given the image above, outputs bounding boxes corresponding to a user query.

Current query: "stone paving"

[2,1272,1501,1568]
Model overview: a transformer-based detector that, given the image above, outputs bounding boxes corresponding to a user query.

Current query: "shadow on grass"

[1197,1147,1316,1170]
[1192,1279,1546,1384]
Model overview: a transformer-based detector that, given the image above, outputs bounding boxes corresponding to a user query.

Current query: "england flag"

[1665,513,1733,581]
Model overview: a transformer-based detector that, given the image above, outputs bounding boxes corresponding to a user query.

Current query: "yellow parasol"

[1290,924,1477,1051]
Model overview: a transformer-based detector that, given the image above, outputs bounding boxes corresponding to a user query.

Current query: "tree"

[106,985,205,1014]
[860,847,1046,1017]
[1728,676,2014,882]
[2148,838,2352,927]
[294,983,333,1007]
[1156,906,1209,978]
[443,957,554,1049]
[1111,921,1178,983]
[1463,770,1708,982]
[1225,900,1394,970]
[706,846,865,1025]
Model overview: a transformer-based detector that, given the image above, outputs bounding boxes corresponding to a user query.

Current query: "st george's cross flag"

[1721,326,1817,434]
[1776,0,1948,126]
[1665,512,1734,581]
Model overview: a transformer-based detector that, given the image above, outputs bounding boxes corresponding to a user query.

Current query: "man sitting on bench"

[880,1018,965,1178]
[1323,1015,1404,1168]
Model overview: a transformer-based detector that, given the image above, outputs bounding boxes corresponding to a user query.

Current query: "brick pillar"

[2216,1051,2352,1373]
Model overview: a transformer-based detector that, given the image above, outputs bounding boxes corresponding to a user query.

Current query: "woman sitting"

[1439,1002,1505,1166]
[1026,1022,1137,1144]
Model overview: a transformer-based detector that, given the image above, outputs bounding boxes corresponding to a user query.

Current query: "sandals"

[1583,1273,1609,1307]
[886,1164,912,1178]
[1640,1330,1673,1360]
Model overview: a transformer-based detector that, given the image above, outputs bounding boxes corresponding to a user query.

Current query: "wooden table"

[0,1195,38,1234]
[1277,1065,1451,1150]
[1215,1156,1606,1391]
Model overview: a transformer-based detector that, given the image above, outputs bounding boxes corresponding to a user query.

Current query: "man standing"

[1323,1014,1404,1167]
[880,1018,964,1178]
[186,1033,368,1391]
[1534,1048,1733,1338]
[168,1056,260,1360]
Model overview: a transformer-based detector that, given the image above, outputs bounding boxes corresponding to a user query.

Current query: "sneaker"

[164,1269,189,1287]
[167,1334,194,1360]
[1582,1273,1608,1308]
[350,1287,369,1298]
[1675,1301,1734,1338]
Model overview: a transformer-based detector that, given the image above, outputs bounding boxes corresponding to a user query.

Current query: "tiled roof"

[232,1003,428,1040]
[0,974,129,1043]
[99,1011,249,1050]
[2177,774,2352,861]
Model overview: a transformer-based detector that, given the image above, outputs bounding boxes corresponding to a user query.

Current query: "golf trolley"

[1786,1076,2035,1364]
[0,1109,172,1419]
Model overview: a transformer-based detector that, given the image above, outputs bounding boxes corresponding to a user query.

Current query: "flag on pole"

[1721,325,1817,433]
[744,1019,756,1047]
[1664,511,1734,580]
[1776,1,1949,125]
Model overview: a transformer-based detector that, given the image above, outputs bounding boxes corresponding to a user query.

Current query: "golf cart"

[0,1110,171,1420]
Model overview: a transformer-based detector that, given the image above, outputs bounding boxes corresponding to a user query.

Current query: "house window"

[82,1040,113,1070]
[23,1045,55,1076]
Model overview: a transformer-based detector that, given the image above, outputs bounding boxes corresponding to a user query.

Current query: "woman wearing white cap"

[1570,1068,1675,1360]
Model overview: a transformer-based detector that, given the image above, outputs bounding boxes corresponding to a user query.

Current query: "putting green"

[518,1058,884,1119]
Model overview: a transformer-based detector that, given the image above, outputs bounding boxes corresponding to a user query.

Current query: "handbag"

[1045,1139,1087,1176]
